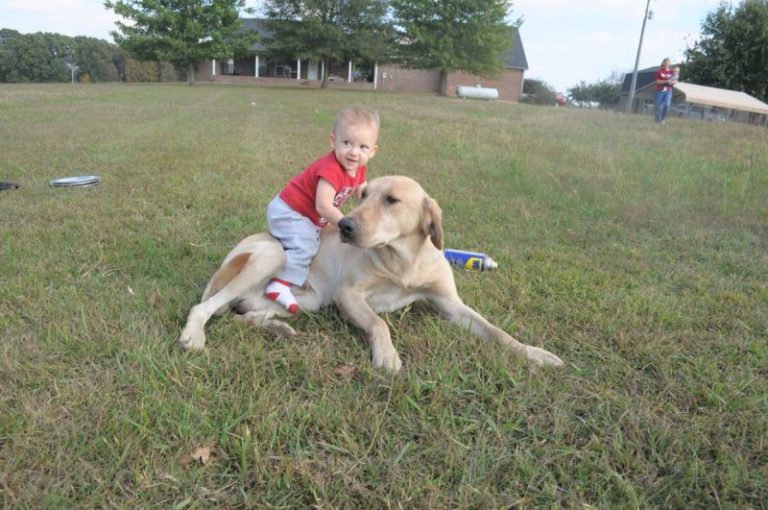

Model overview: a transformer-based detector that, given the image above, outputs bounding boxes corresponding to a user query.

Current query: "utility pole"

[626,0,653,113]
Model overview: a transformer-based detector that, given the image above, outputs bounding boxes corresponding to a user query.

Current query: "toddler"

[265,106,380,313]
[670,66,680,83]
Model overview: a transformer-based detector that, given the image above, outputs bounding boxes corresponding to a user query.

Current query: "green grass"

[1,83,766,508]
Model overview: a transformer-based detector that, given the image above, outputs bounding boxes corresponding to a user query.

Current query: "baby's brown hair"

[334,106,380,134]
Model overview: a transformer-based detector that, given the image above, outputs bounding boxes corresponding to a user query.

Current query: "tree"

[0,29,127,83]
[262,0,393,88]
[0,29,23,82]
[684,0,768,102]
[105,0,257,84]
[0,31,69,83]
[391,0,515,95]
[521,78,557,105]
[74,36,121,82]
[0,29,140,83]
[567,78,621,108]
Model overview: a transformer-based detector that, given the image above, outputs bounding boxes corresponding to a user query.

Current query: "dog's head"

[338,176,443,250]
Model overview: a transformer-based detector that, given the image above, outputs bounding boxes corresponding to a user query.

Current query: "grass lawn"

[1,83,766,508]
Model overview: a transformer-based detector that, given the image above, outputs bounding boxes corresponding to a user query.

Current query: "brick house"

[197,18,528,102]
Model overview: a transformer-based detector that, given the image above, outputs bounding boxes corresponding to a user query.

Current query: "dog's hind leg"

[180,253,264,351]
[179,253,254,350]
[235,310,298,337]
[180,283,244,351]
[180,240,286,351]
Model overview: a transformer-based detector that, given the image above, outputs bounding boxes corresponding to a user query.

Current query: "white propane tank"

[456,85,499,100]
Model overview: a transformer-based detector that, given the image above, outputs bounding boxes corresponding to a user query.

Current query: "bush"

[124,59,179,82]
[521,78,558,105]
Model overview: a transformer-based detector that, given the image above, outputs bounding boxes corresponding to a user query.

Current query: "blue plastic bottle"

[443,248,498,271]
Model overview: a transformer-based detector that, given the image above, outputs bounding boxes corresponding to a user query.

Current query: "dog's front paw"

[524,346,564,367]
[372,348,402,373]
[179,325,206,351]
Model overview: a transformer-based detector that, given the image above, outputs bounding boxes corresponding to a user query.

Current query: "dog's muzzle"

[338,217,358,243]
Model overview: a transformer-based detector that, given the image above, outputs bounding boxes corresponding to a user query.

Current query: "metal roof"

[672,82,768,115]
[635,81,768,115]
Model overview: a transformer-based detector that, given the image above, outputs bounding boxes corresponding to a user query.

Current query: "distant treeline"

[0,28,180,83]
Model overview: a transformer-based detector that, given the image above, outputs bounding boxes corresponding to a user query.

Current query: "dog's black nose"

[338,217,357,240]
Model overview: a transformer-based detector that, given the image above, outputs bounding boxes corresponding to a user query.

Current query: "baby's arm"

[316,178,344,227]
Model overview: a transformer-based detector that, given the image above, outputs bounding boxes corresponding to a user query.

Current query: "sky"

[0,0,743,92]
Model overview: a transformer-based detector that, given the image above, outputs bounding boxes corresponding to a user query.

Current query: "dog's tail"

[202,253,252,301]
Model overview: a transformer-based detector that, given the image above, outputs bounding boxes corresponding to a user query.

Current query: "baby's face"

[330,122,379,174]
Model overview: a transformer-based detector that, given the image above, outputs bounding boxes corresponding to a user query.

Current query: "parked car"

[554,92,567,106]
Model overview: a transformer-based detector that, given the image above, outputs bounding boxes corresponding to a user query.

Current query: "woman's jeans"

[655,89,672,123]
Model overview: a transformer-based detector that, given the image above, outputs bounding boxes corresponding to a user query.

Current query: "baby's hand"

[354,183,367,200]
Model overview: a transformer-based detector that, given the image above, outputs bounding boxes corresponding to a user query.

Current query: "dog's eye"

[361,189,368,200]
[386,195,399,204]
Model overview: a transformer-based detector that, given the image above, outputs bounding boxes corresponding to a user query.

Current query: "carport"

[636,82,768,126]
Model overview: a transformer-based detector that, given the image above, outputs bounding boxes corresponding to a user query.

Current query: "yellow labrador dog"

[179,176,564,372]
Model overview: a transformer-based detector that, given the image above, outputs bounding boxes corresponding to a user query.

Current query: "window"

[275,64,293,78]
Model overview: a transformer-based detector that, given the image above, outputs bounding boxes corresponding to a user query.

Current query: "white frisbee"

[49,175,102,188]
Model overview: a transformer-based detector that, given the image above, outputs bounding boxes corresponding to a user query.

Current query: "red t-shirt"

[655,67,675,92]
[279,151,367,227]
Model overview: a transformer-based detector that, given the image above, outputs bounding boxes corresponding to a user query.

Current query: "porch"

[199,56,378,89]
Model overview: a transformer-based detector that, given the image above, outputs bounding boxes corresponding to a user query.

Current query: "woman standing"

[654,58,677,124]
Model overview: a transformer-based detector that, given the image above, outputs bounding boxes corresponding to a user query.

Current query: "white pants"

[267,196,321,286]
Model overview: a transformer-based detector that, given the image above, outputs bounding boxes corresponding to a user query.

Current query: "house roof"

[620,67,656,93]
[634,81,768,115]
[239,18,528,70]
[239,18,271,52]
[503,29,528,70]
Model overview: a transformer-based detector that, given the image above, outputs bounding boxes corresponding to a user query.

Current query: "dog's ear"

[421,196,444,250]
